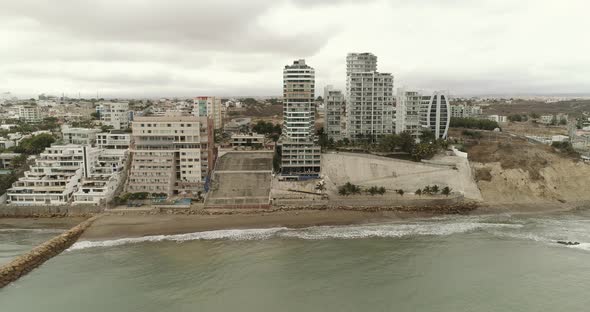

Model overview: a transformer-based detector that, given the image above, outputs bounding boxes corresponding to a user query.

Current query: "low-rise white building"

[487,115,508,123]
[231,133,265,148]
[0,153,20,169]
[98,102,130,130]
[96,130,131,151]
[62,126,101,145]
[0,138,15,149]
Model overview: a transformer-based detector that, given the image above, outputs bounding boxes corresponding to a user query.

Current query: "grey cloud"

[0,0,330,56]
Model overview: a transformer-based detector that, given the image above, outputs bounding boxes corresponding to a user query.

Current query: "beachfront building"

[396,88,424,138]
[193,96,223,130]
[346,71,395,141]
[6,144,126,206]
[98,102,130,130]
[72,149,127,206]
[18,105,42,123]
[323,86,345,141]
[96,130,131,151]
[126,116,213,196]
[420,91,451,139]
[279,59,321,179]
[344,53,395,141]
[62,126,101,145]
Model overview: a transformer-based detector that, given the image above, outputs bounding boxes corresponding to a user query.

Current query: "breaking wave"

[69,221,523,250]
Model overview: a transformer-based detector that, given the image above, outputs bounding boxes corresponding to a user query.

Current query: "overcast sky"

[1,0,589,98]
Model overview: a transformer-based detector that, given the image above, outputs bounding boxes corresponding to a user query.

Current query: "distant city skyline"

[1,0,590,98]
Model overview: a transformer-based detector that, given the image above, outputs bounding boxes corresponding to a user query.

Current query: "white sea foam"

[278,222,523,240]
[68,227,288,251]
[68,221,524,250]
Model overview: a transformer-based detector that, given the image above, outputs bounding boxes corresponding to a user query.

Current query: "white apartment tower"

[18,105,42,123]
[323,86,345,141]
[279,59,321,178]
[98,102,130,130]
[421,91,451,139]
[345,53,394,141]
[126,116,213,196]
[193,96,223,130]
[396,88,424,138]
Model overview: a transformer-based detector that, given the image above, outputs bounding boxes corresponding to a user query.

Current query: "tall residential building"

[420,91,451,139]
[98,102,130,130]
[346,71,395,140]
[279,59,321,178]
[323,87,345,141]
[193,96,223,130]
[396,88,424,138]
[345,53,394,141]
[126,116,213,196]
[18,105,42,123]
[450,104,482,118]
[7,144,126,205]
[346,53,377,77]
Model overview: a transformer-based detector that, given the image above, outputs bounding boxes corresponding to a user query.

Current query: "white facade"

[72,150,127,205]
[280,59,321,178]
[323,87,345,141]
[62,126,101,145]
[346,71,395,140]
[396,88,423,138]
[96,131,131,150]
[193,97,223,130]
[0,153,20,169]
[421,91,451,139]
[18,105,42,123]
[487,115,508,123]
[450,104,482,118]
[98,102,130,130]
[127,116,212,196]
[345,53,394,141]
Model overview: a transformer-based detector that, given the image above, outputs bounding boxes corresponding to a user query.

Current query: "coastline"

[79,201,585,241]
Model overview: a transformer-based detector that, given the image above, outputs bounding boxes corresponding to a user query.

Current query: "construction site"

[205,151,273,208]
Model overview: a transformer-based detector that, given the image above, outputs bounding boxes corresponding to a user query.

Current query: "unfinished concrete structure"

[206,151,272,207]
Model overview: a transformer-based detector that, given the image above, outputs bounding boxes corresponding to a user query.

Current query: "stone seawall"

[0,216,100,289]
[0,205,104,218]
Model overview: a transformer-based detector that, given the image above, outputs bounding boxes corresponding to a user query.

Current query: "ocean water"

[2,211,590,311]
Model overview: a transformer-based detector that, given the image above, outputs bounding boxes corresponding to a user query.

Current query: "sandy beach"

[79,201,586,241]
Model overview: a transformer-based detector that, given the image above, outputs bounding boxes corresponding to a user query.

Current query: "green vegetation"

[442,186,452,196]
[551,141,578,156]
[14,134,55,155]
[0,154,28,194]
[461,130,483,139]
[396,189,405,196]
[338,182,361,196]
[252,120,281,141]
[366,186,386,196]
[421,185,443,195]
[450,117,499,130]
[529,112,540,119]
[508,114,528,122]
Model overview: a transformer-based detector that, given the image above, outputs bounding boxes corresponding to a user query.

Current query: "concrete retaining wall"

[0,216,100,289]
[274,195,465,208]
[0,205,104,217]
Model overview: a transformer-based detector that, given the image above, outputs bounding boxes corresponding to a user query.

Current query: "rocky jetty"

[0,215,100,289]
